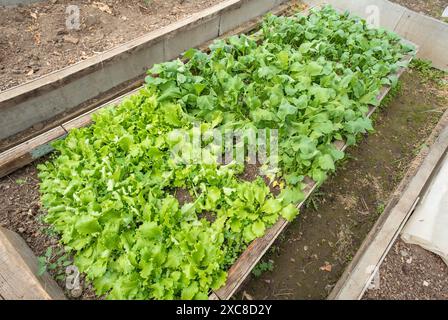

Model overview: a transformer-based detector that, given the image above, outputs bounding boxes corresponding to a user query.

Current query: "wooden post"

[0,227,66,300]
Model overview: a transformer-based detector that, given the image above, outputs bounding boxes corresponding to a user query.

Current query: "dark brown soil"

[0,158,51,256]
[198,211,217,224]
[0,0,225,92]
[174,187,194,206]
[390,0,448,21]
[0,157,98,299]
[364,240,448,300]
[238,67,448,300]
[239,163,282,196]
[238,163,260,182]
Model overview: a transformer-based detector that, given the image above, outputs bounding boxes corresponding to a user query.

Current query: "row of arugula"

[38,6,415,299]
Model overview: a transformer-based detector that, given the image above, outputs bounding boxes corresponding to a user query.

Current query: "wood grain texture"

[1,3,297,181]
[0,227,66,300]
[0,126,66,179]
[214,179,317,300]
[0,0,255,106]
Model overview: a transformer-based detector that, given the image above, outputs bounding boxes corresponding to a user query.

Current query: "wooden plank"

[0,227,66,300]
[0,126,66,179]
[329,107,448,300]
[0,77,144,153]
[214,53,414,300]
[0,0,260,104]
[63,3,296,133]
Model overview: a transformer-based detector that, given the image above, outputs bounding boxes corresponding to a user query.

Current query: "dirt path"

[238,65,448,300]
[363,65,448,301]
[0,0,225,92]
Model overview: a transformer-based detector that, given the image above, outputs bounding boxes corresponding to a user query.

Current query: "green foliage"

[38,6,414,300]
[411,58,432,71]
[252,260,274,278]
[379,81,402,108]
[304,191,325,211]
[410,58,447,86]
[376,202,386,215]
[37,247,72,281]
[15,178,26,185]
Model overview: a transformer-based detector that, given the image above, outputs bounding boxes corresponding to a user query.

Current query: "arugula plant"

[38,6,414,300]
[252,260,274,278]
[37,247,72,281]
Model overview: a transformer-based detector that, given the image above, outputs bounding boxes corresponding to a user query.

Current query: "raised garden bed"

[0,5,421,300]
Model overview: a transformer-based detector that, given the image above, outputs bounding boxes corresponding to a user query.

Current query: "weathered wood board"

[0,0,294,141]
[0,1,298,301]
[0,227,66,300]
[0,126,67,179]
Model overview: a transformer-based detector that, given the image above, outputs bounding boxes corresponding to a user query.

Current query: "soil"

[390,0,448,21]
[364,240,448,300]
[0,158,50,256]
[239,163,282,196]
[174,187,194,206]
[237,67,448,300]
[0,156,98,299]
[198,211,217,224]
[0,0,225,92]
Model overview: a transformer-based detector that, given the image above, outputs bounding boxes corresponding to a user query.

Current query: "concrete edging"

[0,0,289,140]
